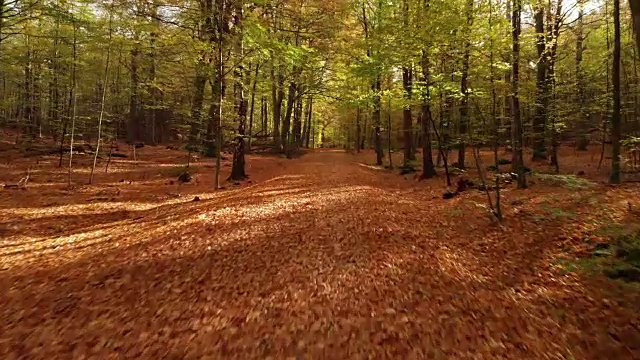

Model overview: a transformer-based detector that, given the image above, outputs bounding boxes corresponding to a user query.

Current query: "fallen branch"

[4,168,30,190]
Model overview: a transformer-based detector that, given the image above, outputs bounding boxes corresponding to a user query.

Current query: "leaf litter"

[0,148,639,359]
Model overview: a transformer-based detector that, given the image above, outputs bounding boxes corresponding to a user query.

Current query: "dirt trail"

[1,151,639,359]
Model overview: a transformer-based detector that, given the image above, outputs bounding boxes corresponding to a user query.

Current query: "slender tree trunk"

[230,1,248,181]
[629,0,640,53]
[532,2,548,160]
[512,0,527,188]
[293,92,303,146]
[547,1,563,170]
[214,0,225,189]
[189,62,207,150]
[387,97,393,169]
[90,10,113,184]
[282,80,296,157]
[304,97,313,148]
[302,96,310,147]
[457,0,474,169]
[401,0,414,164]
[68,14,78,187]
[503,0,512,147]
[271,63,283,150]
[489,0,499,167]
[611,0,622,183]
[361,113,367,149]
[23,31,32,137]
[402,65,413,166]
[373,79,383,165]
[128,37,140,143]
[600,0,612,170]
[149,2,160,145]
[247,63,259,151]
[262,97,268,135]
[362,1,383,165]
[576,0,589,150]
[420,45,437,179]
[356,106,361,153]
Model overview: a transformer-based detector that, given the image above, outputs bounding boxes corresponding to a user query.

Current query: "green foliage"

[536,174,596,190]
[161,165,199,179]
[562,225,640,285]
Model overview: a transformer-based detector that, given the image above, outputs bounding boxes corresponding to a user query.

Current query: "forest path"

[1,150,639,359]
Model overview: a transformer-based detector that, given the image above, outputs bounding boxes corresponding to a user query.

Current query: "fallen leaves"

[0,149,639,359]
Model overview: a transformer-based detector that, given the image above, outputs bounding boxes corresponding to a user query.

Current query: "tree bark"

[629,0,640,54]
[575,0,588,150]
[457,0,474,169]
[247,63,259,151]
[282,80,296,157]
[271,65,283,150]
[229,0,247,181]
[512,0,527,188]
[293,92,303,146]
[304,97,313,148]
[128,39,141,143]
[373,79,383,165]
[532,2,548,160]
[402,0,414,164]
[611,0,622,183]
[420,46,437,179]
[402,65,413,166]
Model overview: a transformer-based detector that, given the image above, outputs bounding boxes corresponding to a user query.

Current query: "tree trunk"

[611,0,622,184]
[373,78,383,165]
[402,0,414,164]
[402,65,413,166]
[489,0,499,166]
[575,0,588,150]
[512,0,527,189]
[128,40,141,143]
[247,63,259,151]
[532,2,548,160]
[90,10,113,184]
[304,97,313,148]
[271,64,283,150]
[282,81,296,157]
[293,93,303,147]
[229,2,248,181]
[356,106,361,153]
[457,0,474,169]
[503,0,512,147]
[547,1,563,170]
[189,62,207,151]
[629,0,640,54]
[387,98,393,169]
[420,46,437,179]
[214,0,226,189]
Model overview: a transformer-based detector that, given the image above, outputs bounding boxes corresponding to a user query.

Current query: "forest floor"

[1,141,640,359]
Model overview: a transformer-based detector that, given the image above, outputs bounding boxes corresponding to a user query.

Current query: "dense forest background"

[1,0,639,182]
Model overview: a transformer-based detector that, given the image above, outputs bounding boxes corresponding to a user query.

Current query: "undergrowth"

[536,174,595,190]
[564,226,640,286]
